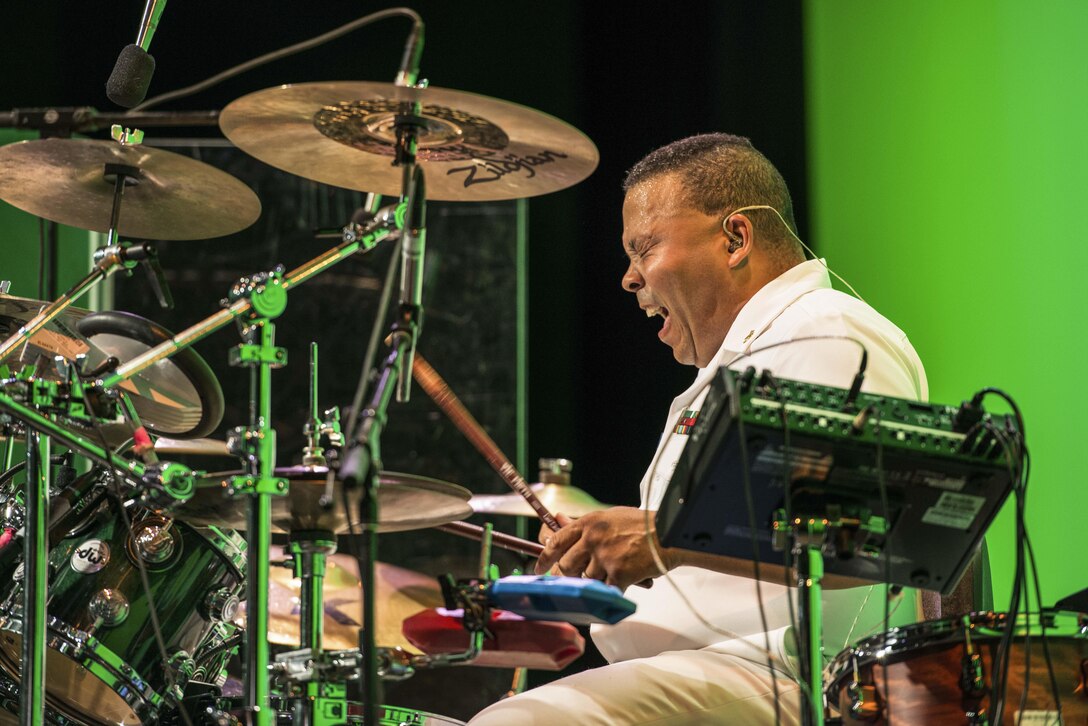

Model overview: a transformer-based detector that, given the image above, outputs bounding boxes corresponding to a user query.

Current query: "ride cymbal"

[177,466,474,534]
[0,138,261,239]
[219,81,598,200]
[234,547,444,652]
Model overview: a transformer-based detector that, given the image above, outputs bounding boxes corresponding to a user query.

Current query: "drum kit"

[0,74,610,726]
[0,45,1084,726]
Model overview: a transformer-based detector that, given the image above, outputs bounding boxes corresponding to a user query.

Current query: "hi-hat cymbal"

[176,466,474,534]
[0,138,261,239]
[219,81,599,201]
[234,546,444,652]
[470,482,611,518]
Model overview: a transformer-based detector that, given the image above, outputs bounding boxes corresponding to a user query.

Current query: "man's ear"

[723,213,754,268]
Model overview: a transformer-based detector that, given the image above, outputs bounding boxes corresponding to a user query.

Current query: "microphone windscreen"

[106,44,156,108]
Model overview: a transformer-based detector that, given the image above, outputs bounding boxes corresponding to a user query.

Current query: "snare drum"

[0,505,246,725]
[827,610,1088,724]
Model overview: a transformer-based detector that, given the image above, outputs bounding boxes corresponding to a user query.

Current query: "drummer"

[469,133,928,724]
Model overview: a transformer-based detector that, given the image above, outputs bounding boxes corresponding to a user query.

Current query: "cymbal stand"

[19,429,48,726]
[221,270,289,726]
[339,90,428,726]
[76,209,403,725]
[791,518,826,726]
[771,508,889,726]
[94,206,405,392]
[287,529,346,725]
[0,126,163,366]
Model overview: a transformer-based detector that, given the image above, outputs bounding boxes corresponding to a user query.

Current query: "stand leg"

[20,433,49,726]
[796,542,825,726]
[240,319,283,726]
[290,533,348,726]
[360,485,381,726]
[290,532,335,653]
[245,493,272,726]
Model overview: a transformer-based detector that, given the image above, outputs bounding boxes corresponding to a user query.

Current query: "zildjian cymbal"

[0,138,261,239]
[218,81,599,201]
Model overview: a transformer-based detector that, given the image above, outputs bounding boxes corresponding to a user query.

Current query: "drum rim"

[0,613,163,722]
[827,608,1088,688]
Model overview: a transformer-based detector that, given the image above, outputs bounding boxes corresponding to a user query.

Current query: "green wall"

[1,130,95,299]
[805,1,1088,609]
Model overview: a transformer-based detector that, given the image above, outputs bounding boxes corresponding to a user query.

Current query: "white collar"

[669,259,833,413]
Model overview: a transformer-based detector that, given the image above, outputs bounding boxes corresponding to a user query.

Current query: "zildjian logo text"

[447,150,568,187]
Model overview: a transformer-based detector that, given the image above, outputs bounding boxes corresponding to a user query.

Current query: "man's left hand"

[534,506,673,590]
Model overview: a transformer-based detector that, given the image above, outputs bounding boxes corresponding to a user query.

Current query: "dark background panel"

[0,0,806,509]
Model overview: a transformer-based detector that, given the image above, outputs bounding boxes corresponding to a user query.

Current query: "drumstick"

[437,520,544,558]
[412,353,561,532]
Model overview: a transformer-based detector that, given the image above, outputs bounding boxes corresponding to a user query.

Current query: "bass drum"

[0,501,246,725]
[826,610,1088,724]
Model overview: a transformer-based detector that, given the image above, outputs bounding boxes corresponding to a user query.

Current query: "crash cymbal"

[219,81,598,201]
[76,310,224,439]
[470,481,611,518]
[0,137,261,239]
[0,293,92,370]
[234,546,444,652]
[177,466,474,534]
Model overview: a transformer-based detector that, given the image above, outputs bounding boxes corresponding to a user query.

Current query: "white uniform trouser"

[468,646,802,725]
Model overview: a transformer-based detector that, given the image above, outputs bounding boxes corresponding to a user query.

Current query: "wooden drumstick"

[437,520,544,558]
[412,353,561,532]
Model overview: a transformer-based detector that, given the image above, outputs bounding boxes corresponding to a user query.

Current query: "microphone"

[106,0,167,108]
[396,167,426,402]
[399,168,426,312]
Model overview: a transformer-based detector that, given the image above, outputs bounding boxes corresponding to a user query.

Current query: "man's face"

[621,174,737,367]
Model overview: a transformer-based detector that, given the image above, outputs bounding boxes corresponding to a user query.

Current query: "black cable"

[976,403,1037,726]
[873,407,892,725]
[80,389,196,726]
[344,237,402,448]
[986,419,1027,726]
[1023,525,1061,715]
[725,334,872,721]
[1016,572,1031,726]
[130,7,423,112]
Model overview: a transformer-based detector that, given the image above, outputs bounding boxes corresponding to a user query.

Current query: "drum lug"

[88,587,130,627]
[845,680,882,721]
[203,587,241,622]
[965,707,990,725]
[959,651,987,696]
[128,516,178,565]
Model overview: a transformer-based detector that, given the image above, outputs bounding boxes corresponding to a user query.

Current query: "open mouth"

[644,305,669,320]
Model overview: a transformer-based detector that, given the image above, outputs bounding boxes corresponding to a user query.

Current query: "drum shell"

[827,611,1088,725]
[0,514,245,725]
